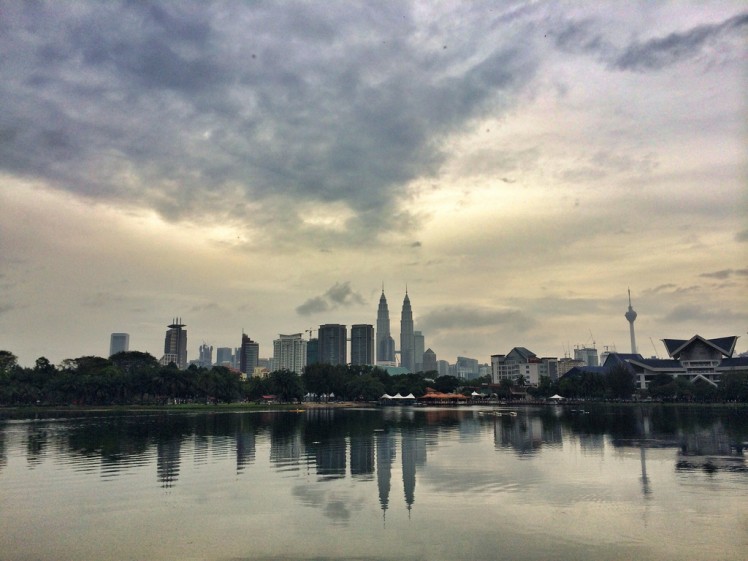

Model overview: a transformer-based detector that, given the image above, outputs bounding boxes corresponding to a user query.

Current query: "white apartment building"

[271,333,307,374]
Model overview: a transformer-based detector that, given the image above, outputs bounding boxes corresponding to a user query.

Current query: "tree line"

[0,350,472,406]
[2,350,745,406]
[526,364,748,402]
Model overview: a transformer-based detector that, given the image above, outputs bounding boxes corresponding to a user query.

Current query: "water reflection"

[375,429,395,516]
[1,405,746,504]
[491,411,563,455]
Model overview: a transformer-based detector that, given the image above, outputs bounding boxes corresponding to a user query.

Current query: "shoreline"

[1,400,746,417]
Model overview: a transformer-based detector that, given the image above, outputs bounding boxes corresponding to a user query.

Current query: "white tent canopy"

[380,392,415,401]
[548,394,565,400]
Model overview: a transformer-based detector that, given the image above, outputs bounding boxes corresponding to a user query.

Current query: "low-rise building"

[491,348,558,386]
[604,335,747,389]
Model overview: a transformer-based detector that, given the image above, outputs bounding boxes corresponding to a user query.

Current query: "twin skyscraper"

[376,287,419,371]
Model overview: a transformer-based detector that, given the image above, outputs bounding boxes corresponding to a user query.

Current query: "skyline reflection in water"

[0,405,746,560]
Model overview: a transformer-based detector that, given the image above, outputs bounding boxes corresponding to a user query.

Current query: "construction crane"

[305,328,315,340]
[649,337,659,358]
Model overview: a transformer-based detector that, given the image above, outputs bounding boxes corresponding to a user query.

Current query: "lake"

[1,404,746,560]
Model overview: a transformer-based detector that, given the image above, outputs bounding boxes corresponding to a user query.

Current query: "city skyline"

[104,284,744,375]
[1,2,746,367]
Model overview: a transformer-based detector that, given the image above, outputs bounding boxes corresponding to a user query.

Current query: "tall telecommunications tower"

[625,289,638,354]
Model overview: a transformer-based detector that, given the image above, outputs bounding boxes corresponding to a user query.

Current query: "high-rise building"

[376,289,395,364]
[413,331,425,372]
[625,288,638,354]
[271,333,307,374]
[198,343,213,367]
[109,333,129,357]
[318,324,347,366]
[574,347,599,367]
[216,347,233,366]
[423,348,437,373]
[351,324,374,365]
[162,318,187,369]
[239,334,260,375]
[455,356,479,380]
[306,338,319,366]
[400,290,415,372]
[436,360,450,377]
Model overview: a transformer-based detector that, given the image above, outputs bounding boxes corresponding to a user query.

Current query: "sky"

[1,1,746,368]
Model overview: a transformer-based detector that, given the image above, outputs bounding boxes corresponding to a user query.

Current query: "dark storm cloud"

[699,268,748,280]
[613,13,748,71]
[646,284,677,294]
[551,12,748,72]
[295,297,331,316]
[551,18,614,59]
[0,0,540,244]
[326,282,365,306]
[296,281,365,316]
[644,284,699,295]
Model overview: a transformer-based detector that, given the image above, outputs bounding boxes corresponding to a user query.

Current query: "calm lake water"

[1,405,746,561]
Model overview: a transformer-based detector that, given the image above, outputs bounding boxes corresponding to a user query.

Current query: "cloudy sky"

[1,1,746,367]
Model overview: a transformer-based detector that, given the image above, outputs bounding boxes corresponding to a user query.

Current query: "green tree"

[345,373,385,401]
[691,378,718,402]
[269,369,303,402]
[110,351,159,376]
[648,373,676,400]
[195,367,219,402]
[433,375,460,393]
[719,371,748,401]
[605,364,636,399]
[528,375,557,399]
[0,350,18,376]
[60,356,121,405]
[301,363,352,398]
[389,372,427,397]
[211,366,241,402]
[34,357,56,376]
[497,378,514,399]
[244,375,271,401]
[674,377,695,401]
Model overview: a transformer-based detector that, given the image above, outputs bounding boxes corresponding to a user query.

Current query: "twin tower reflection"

[158,408,426,516]
[5,405,746,517]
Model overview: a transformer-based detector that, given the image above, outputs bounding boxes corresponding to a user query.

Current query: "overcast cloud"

[0,1,746,366]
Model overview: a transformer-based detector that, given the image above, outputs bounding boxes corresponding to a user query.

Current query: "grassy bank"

[0,401,379,416]
[3,400,746,416]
